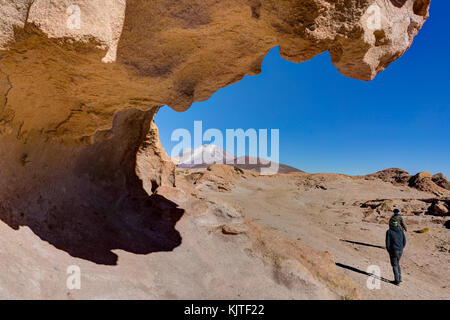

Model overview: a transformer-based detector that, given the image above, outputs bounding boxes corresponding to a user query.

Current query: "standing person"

[389,208,407,231]
[385,217,407,286]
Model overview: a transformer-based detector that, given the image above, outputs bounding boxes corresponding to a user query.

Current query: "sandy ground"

[0,167,351,300]
[0,165,448,299]
[199,170,450,299]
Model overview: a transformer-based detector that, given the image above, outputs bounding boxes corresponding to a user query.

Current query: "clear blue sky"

[156,2,449,177]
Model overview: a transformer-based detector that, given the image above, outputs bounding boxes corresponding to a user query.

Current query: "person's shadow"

[337,239,398,285]
[335,263,394,284]
[0,110,184,265]
[340,239,385,249]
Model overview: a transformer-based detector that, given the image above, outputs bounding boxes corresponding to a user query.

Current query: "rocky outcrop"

[428,200,449,216]
[409,171,448,196]
[363,169,450,197]
[184,164,247,192]
[432,173,450,191]
[0,0,430,138]
[365,168,411,185]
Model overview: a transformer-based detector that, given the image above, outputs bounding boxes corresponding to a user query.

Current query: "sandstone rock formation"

[0,1,430,263]
[432,173,450,191]
[0,1,430,136]
[363,168,450,197]
[365,168,411,185]
[429,200,449,216]
[409,171,448,196]
[184,164,245,192]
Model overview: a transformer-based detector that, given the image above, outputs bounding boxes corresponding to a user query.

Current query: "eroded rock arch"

[0,0,430,262]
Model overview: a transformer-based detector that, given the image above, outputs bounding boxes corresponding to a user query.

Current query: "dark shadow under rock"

[0,109,183,265]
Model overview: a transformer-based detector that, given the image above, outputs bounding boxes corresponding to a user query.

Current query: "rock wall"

[0,1,430,260]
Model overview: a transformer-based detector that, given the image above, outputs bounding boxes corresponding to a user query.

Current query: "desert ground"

[0,163,448,300]
[190,166,450,299]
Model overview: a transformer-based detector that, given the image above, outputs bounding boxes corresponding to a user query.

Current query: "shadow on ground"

[336,263,394,285]
[1,192,184,265]
[340,239,385,249]
[0,110,184,265]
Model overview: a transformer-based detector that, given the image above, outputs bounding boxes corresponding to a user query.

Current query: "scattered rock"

[436,245,450,253]
[295,175,330,191]
[185,164,243,192]
[207,164,239,179]
[414,228,430,234]
[234,166,244,174]
[377,199,395,212]
[429,201,449,216]
[222,223,248,235]
[208,200,243,219]
[361,198,435,224]
[361,199,401,214]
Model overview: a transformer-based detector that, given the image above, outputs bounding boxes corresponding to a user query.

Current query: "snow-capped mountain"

[173,144,303,173]
[175,144,236,168]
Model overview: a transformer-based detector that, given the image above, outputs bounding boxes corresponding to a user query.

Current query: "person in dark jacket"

[389,209,407,231]
[385,222,407,285]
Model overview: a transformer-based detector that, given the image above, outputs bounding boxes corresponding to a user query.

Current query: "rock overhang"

[0,0,430,139]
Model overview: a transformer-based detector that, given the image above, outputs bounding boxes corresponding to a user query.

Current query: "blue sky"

[156,2,449,177]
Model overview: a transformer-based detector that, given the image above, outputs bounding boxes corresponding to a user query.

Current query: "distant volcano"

[173,144,303,174]
[174,144,235,168]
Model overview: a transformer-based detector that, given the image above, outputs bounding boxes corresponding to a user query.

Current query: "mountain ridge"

[173,144,303,174]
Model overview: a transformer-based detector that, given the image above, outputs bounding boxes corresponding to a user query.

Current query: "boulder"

[429,201,449,216]
[222,223,248,235]
[409,172,447,195]
[378,199,396,212]
[432,173,450,191]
